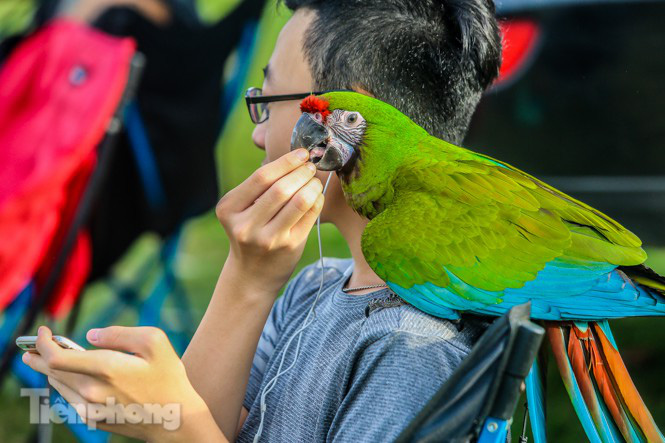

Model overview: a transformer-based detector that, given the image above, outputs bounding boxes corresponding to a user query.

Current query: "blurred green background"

[0,0,663,441]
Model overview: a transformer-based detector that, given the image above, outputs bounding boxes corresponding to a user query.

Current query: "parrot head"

[289,94,366,171]
[290,91,429,218]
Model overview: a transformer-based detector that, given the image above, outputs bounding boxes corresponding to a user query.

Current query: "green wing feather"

[361,135,646,294]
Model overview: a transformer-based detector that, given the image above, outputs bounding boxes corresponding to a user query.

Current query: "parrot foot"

[616,269,638,291]
[364,292,406,317]
[450,318,465,332]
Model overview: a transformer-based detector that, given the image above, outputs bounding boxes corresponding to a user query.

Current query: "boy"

[199,1,503,440]
[25,1,503,441]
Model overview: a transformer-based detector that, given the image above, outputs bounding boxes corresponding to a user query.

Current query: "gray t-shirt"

[237,258,489,442]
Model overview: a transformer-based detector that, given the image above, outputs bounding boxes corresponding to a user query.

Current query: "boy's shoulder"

[286,257,490,355]
[281,257,353,305]
[293,257,353,290]
[359,297,490,356]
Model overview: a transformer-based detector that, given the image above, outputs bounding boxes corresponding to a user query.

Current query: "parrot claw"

[450,318,465,332]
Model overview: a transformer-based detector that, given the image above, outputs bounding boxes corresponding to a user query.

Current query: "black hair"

[281,0,502,144]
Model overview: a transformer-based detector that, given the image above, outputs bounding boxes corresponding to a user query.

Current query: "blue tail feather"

[526,359,547,443]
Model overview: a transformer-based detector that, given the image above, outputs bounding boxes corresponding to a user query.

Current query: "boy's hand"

[23,326,226,442]
[215,148,324,297]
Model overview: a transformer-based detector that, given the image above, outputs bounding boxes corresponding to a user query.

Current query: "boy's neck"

[333,210,386,295]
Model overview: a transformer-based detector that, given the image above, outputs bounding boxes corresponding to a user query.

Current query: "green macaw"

[290,91,665,443]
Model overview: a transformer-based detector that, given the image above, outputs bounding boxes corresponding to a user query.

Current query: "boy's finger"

[87,325,171,360]
[248,162,317,226]
[266,177,323,233]
[34,326,62,364]
[222,149,310,213]
[27,346,108,376]
[290,193,325,240]
[31,328,123,376]
[23,351,100,390]
[47,376,87,417]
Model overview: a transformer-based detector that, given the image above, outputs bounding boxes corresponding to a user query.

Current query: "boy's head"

[286,0,502,143]
[252,1,501,222]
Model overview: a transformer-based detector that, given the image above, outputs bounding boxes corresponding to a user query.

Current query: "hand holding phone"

[16,335,85,353]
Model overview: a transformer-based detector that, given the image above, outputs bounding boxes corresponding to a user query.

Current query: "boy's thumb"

[87,326,164,357]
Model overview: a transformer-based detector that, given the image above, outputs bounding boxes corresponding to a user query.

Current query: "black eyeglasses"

[244,87,326,124]
[244,87,353,124]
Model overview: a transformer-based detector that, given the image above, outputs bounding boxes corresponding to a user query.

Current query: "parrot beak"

[290,113,354,171]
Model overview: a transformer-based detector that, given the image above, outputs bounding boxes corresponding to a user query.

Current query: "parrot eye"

[346,113,358,125]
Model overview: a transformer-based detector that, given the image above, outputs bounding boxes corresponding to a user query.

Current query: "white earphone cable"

[253,172,334,442]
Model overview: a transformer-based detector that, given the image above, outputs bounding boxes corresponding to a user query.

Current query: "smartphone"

[16,335,86,353]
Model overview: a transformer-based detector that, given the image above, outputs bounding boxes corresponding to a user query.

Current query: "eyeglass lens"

[247,88,268,124]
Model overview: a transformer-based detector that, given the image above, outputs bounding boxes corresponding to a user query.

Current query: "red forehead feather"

[300,95,331,119]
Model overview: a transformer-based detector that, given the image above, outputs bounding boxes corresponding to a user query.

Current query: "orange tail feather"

[588,341,636,442]
[592,323,664,443]
[575,324,638,442]
[568,325,610,437]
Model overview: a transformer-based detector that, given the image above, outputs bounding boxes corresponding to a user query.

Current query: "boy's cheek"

[262,130,287,163]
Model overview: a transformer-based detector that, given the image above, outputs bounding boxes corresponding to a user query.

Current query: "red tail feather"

[548,322,664,442]
[570,324,639,441]
[568,325,607,436]
[592,323,663,442]
[586,332,635,441]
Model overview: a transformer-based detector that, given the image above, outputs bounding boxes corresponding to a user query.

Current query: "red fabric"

[46,230,92,317]
[0,19,136,315]
[37,150,96,317]
[496,20,541,86]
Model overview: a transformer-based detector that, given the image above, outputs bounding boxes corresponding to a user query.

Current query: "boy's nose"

[252,123,266,150]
